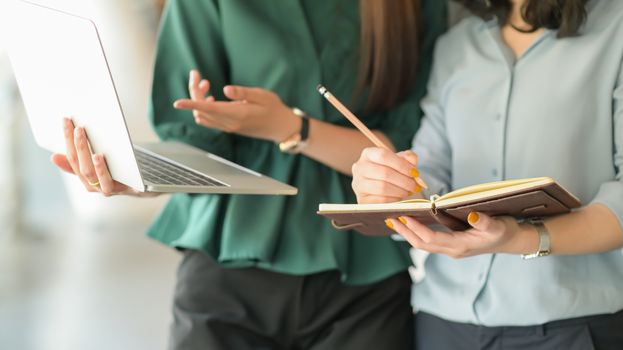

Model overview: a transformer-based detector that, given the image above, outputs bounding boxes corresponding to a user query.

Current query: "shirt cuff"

[590,180,623,234]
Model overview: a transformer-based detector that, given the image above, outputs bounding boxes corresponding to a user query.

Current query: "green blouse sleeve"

[148,0,234,158]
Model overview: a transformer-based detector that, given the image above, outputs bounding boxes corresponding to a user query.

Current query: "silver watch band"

[521,218,551,260]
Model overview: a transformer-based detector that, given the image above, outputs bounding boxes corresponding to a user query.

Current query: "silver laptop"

[6,0,297,195]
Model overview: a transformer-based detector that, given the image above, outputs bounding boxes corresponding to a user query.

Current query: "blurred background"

[0,1,180,349]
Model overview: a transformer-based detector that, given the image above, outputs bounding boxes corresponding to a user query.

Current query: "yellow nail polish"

[410,168,420,178]
[399,217,407,225]
[385,219,394,230]
[468,212,479,224]
[414,184,423,193]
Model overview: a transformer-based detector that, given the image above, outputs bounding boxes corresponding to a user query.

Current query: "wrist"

[271,107,301,143]
[276,108,310,153]
[499,221,540,255]
[517,223,541,255]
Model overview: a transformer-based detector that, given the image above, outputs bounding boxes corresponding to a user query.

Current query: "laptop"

[6,0,297,195]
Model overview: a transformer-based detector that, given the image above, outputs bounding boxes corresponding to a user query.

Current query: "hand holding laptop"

[51,118,156,197]
[49,72,300,198]
[173,70,302,143]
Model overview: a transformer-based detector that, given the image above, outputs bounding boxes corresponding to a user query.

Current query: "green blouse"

[147,0,447,285]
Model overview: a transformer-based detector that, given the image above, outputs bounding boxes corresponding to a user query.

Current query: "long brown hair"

[459,0,589,38]
[356,0,422,114]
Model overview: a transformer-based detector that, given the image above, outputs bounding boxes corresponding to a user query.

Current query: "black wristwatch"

[278,108,310,154]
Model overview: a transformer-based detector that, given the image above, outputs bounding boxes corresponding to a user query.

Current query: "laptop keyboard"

[135,150,226,187]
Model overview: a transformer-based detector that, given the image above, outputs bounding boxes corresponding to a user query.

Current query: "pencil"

[317,84,428,190]
[317,85,389,150]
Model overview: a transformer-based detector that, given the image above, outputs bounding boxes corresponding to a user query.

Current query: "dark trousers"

[415,309,623,350]
[168,249,413,350]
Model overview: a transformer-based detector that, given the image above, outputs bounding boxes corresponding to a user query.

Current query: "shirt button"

[492,169,498,177]
[495,113,502,121]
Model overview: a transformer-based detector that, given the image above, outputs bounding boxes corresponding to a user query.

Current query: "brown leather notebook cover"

[318,177,581,236]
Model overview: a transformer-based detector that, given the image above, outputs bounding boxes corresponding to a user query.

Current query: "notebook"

[318,177,581,236]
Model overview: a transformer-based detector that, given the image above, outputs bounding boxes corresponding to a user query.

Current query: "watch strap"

[521,218,551,260]
[293,108,309,142]
[278,108,309,154]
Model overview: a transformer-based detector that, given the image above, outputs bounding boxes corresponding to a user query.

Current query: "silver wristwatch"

[521,218,551,260]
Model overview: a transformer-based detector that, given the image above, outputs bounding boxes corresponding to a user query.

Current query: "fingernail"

[410,168,420,178]
[385,219,394,230]
[468,212,479,224]
[399,217,407,225]
[415,177,429,190]
[414,184,423,193]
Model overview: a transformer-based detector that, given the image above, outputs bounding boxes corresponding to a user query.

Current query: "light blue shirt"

[412,0,623,326]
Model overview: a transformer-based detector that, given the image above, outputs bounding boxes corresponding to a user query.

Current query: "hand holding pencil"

[317,85,428,191]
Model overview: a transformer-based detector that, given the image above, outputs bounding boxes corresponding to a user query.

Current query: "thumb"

[397,150,419,167]
[223,85,270,103]
[51,154,75,174]
[467,212,505,233]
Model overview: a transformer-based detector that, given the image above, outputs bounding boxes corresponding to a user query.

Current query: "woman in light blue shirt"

[352,0,623,349]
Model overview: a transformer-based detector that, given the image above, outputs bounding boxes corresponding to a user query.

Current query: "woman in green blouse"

[52,0,447,348]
